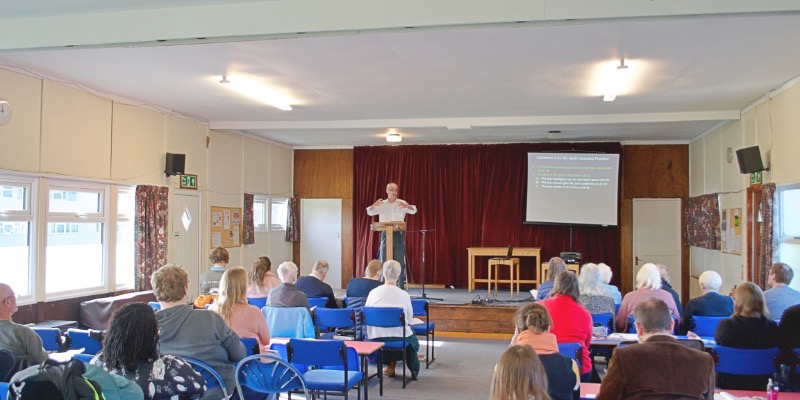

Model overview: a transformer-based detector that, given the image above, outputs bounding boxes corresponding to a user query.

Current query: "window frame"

[114,185,136,290]
[269,197,289,232]
[253,195,269,232]
[0,177,36,304]
[778,183,800,246]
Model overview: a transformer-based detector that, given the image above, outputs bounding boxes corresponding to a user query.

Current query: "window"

[270,198,289,231]
[778,183,800,292]
[0,181,33,298]
[116,187,135,289]
[253,196,268,231]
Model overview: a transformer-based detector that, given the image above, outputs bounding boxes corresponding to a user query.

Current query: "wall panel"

[0,68,41,173]
[111,103,165,185]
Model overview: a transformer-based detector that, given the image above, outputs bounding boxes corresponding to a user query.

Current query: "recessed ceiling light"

[218,74,292,111]
[602,59,631,102]
[386,129,402,143]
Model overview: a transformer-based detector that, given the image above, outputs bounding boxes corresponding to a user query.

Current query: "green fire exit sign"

[180,174,198,189]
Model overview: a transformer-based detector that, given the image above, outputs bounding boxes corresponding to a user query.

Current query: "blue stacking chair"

[411,298,436,368]
[308,297,328,309]
[313,308,358,339]
[240,337,259,356]
[235,353,309,400]
[362,307,412,390]
[0,382,8,400]
[591,313,614,333]
[246,297,267,308]
[184,357,229,400]
[710,345,779,387]
[269,343,308,374]
[691,316,727,338]
[262,306,316,338]
[67,329,102,355]
[32,327,63,352]
[557,342,583,370]
[287,339,363,400]
[147,301,161,310]
[625,315,636,333]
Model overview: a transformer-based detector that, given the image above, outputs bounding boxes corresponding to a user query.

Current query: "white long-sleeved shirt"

[364,284,414,338]
[366,199,417,222]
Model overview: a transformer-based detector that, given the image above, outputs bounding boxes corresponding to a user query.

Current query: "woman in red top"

[537,271,593,380]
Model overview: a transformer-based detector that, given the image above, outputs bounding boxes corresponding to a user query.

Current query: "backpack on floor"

[8,358,105,400]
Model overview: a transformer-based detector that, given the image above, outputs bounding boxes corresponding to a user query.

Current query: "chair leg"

[430,329,436,365]
[425,332,430,369]
[487,263,493,297]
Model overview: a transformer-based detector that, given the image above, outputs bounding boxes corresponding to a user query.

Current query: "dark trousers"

[379,230,407,288]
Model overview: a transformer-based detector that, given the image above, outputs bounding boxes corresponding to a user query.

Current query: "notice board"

[210,206,242,248]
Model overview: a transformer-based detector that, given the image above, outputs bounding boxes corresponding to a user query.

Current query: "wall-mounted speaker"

[735,146,764,174]
[165,153,186,176]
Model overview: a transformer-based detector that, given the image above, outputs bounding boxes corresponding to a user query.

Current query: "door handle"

[635,256,639,265]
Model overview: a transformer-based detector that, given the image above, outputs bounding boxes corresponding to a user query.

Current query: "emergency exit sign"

[180,174,198,190]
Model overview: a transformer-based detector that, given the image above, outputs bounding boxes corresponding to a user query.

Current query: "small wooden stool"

[488,258,520,299]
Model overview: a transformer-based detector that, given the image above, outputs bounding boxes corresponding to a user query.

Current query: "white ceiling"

[1,3,800,147]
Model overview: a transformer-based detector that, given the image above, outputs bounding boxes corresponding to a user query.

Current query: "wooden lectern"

[371,221,407,261]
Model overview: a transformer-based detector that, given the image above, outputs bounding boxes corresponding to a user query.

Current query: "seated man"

[365,260,420,380]
[679,270,733,334]
[596,298,715,400]
[345,259,383,308]
[295,260,338,308]
[776,303,800,355]
[0,283,47,375]
[267,261,309,308]
[764,263,800,319]
[152,265,246,392]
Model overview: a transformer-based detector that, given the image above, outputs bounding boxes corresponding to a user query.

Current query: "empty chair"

[691,316,727,338]
[556,342,583,370]
[262,306,315,339]
[240,337,259,357]
[591,313,614,333]
[235,353,309,400]
[313,308,357,340]
[31,327,63,352]
[184,357,229,400]
[67,328,103,355]
[246,297,267,309]
[308,297,328,309]
[710,346,780,390]
[411,298,436,368]
[287,339,363,400]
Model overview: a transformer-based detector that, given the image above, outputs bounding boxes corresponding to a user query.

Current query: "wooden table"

[580,382,800,399]
[271,337,385,400]
[467,247,541,292]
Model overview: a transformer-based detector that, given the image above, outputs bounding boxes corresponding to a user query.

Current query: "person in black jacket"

[295,260,339,308]
[658,264,682,317]
[680,270,733,334]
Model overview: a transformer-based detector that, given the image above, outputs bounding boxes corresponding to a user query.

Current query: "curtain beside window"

[684,194,721,250]
[243,193,255,245]
[285,198,299,242]
[134,185,169,291]
[758,183,778,288]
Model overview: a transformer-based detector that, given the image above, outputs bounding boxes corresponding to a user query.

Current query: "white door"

[173,192,201,300]
[633,198,682,295]
[300,199,342,289]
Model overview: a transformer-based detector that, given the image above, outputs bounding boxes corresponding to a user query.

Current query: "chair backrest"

[712,346,779,375]
[183,357,229,399]
[262,306,315,338]
[625,315,636,333]
[591,313,614,332]
[240,337,260,356]
[269,343,308,373]
[361,307,406,339]
[147,301,161,310]
[691,316,727,337]
[308,297,328,309]
[235,353,309,397]
[313,308,356,330]
[0,381,8,400]
[505,244,514,259]
[31,327,63,352]
[0,349,15,382]
[247,297,268,309]
[288,339,348,370]
[322,347,360,372]
[676,338,705,352]
[411,299,429,317]
[556,342,582,369]
[67,329,103,355]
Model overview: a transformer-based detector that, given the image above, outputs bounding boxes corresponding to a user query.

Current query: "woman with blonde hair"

[210,266,270,351]
[246,256,281,298]
[490,345,550,400]
[615,263,680,332]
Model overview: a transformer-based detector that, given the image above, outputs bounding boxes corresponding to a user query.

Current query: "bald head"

[0,283,18,319]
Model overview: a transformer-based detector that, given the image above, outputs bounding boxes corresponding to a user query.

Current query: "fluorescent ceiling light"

[386,129,402,143]
[219,75,293,111]
[602,60,631,102]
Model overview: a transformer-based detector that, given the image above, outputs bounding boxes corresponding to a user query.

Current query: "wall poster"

[720,207,742,255]
[210,206,242,249]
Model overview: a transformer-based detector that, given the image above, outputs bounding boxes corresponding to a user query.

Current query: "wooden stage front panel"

[428,303,518,334]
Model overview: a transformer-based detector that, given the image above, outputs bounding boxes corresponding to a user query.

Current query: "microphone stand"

[406,229,442,301]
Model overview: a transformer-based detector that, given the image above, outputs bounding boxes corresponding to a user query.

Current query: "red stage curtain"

[353,143,622,288]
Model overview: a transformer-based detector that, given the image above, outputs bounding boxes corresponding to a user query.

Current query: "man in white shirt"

[366,182,417,288]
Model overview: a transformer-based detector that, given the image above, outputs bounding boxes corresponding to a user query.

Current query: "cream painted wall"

[0,68,41,173]
[111,103,166,185]
[769,83,800,186]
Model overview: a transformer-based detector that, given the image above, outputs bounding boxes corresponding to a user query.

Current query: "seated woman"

[491,345,551,400]
[679,270,733,334]
[246,257,281,299]
[597,263,622,304]
[537,271,593,381]
[536,257,566,300]
[91,302,206,400]
[364,260,420,380]
[714,282,778,390]
[615,263,680,332]
[511,303,579,400]
[210,266,271,352]
[577,263,615,316]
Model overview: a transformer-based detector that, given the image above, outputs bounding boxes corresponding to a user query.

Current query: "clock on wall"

[0,100,11,126]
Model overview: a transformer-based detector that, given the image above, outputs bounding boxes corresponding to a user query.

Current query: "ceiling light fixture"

[218,74,292,111]
[386,129,402,143]
[603,59,630,102]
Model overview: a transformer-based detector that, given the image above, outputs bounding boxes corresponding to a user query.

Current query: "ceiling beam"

[2,1,800,52]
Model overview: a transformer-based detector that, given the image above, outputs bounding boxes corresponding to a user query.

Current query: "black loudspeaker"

[735,146,764,174]
[165,153,186,176]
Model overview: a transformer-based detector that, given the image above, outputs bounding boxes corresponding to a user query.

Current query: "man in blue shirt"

[764,263,800,320]
[346,259,383,306]
[296,260,339,308]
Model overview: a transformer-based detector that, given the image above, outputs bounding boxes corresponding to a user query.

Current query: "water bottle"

[767,378,779,400]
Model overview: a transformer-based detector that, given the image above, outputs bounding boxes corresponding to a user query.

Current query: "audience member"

[91,302,206,400]
[364,260,420,380]
[596,298,715,400]
[776,303,800,353]
[345,259,384,308]
[152,265,246,392]
[296,260,338,308]
[246,256,281,299]
[657,263,682,317]
[0,283,47,375]
[536,257,566,300]
[194,247,229,308]
[510,303,579,400]
[210,267,270,352]
[679,270,733,334]
[714,282,778,390]
[615,263,680,332]
[267,262,309,308]
[490,345,551,400]
[537,271,593,380]
[577,263,615,316]
[763,263,800,320]
[597,263,622,304]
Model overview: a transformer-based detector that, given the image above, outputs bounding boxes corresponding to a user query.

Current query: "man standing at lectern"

[367,182,417,289]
